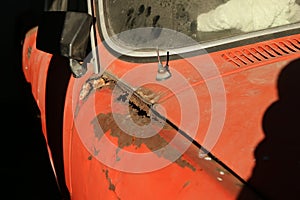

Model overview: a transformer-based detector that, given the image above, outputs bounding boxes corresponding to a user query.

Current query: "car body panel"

[63,69,250,200]
[21,1,300,199]
[22,27,52,143]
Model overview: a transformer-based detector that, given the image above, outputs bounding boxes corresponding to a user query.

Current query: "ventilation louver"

[221,38,300,67]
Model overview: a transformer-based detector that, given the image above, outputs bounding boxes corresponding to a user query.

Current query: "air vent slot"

[221,37,300,67]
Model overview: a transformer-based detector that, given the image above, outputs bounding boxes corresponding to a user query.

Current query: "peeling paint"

[79,76,110,101]
[135,87,161,105]
[80,73,161,108]
[82,74,196,171]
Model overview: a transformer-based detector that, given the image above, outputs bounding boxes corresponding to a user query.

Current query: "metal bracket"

[156,49,171,81]
[69,59,87,78]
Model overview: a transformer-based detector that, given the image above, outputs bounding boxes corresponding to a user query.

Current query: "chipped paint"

[175,158,196,171]
[92,146,100,156]
[27,46,32,59]
[104,169,116,191]
[103,169,120,200]
[183,181,191,188]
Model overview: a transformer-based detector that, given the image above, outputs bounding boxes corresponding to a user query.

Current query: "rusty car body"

[21,0,300,199]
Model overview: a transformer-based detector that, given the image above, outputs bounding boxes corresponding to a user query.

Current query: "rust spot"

[82,73,195,171]
[93,113,169,150]
[113,85,152,119]
[102,169,120,200]
[76,73,161,118]
[128,103,151,126]
[112,85,168,128]
[175,158,196,171]
[93,113,195,171]
[103,169,116,191]
[85,73,161,109]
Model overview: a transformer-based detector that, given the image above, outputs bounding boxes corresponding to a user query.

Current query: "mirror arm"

[69,59,87,78]
[87,0,100,75]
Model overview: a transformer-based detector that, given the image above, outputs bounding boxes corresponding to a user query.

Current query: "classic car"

[21,0,300,199]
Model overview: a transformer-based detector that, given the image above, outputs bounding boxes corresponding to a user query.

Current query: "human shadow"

[238,58,300,199]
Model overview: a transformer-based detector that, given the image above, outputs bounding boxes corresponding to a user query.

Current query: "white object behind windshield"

[197,0,300,32]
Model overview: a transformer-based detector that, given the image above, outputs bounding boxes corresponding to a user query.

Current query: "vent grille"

[221,38,300,67]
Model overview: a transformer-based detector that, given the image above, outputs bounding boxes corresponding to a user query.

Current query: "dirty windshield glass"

[99,0,300,51]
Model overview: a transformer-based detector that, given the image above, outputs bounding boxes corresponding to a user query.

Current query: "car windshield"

[97,0,300,55]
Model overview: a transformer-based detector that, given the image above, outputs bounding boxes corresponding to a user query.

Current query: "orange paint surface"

[22,18,300,199]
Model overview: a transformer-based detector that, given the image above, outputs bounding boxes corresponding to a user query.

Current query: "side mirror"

[36,11,93,61]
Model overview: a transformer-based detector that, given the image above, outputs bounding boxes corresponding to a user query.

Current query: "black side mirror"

[36,11,93,61]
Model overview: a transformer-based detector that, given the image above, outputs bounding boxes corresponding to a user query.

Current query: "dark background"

[1,1,62,199]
